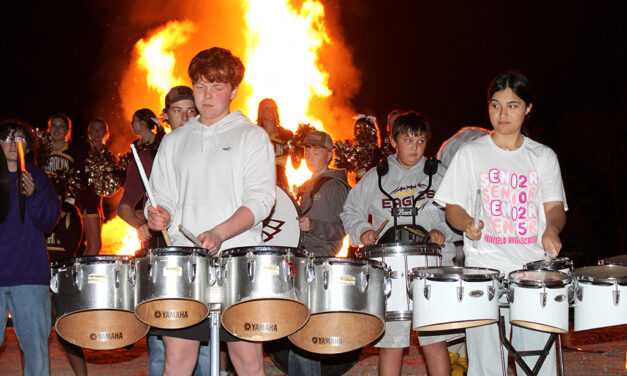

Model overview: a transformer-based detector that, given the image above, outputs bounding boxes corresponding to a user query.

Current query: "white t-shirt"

[434,135,568,274]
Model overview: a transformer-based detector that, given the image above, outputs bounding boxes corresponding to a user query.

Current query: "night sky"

[1,1,625,262]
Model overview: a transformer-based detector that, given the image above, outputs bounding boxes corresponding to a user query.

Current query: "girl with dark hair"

[435,71,567,375]
[131,108,165,155]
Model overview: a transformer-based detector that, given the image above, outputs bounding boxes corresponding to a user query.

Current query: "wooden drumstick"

[373,218,389,239]
[403,225,427,239]
[131,144,172,246]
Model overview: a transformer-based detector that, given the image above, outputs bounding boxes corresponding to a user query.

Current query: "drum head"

[575,265,627,285]
[135,246,209,258]
[56,309,148,350]
[265,338,361,375]
[412,266,501,282]
[358,242,441,258]
[598,254,627,267]
[219,246,309,259]
[509,270,572,287]
[263,186,301,247]
[52,255,131,269]
[524,257,573,272]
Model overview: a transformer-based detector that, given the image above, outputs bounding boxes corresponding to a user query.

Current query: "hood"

[184,111,250,151]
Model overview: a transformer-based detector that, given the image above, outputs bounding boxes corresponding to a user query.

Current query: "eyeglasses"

[1,136,28,146]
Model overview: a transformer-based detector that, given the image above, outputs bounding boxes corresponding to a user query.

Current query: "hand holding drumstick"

[361,219,389,245]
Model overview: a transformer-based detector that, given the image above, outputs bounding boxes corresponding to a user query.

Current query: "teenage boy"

[147,47,275,376]
[340,111,458,376]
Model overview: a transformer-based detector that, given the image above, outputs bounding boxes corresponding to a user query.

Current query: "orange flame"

[101,216,142,256]
[335,235,350,258]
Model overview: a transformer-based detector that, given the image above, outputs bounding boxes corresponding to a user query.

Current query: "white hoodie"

[147,111,276,250]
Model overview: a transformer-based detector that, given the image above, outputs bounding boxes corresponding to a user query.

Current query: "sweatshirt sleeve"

[310,180,349,241]
[340,173,376,246]
[241,128,276,224]
[146,136,177,221]
[26,166,60,234]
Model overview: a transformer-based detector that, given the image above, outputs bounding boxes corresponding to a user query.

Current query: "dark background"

[1,1,625,264]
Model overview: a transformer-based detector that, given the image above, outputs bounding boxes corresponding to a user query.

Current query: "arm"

[117,203,152,242]
[340,173,377,246]
[198,206,254,253]
[445,203,483,240]
[542,201,566,257]
[303,181,349,241]
[25,168,60,234]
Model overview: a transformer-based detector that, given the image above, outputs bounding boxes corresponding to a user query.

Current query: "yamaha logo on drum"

[89,332,124,341]
[154,310,189,319]
[243,322,278,332]
[311,336,342,346]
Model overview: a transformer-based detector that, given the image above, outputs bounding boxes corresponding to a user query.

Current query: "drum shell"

[52,256,135,320]
[411,267,501,331]
[508,270,571,333]
[133,247,212,327]
[574,265,627,331]
[358,243,441,321]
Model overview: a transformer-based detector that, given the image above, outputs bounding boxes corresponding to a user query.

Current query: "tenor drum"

[218,246,310,341]
[50,256,148,350]
[357,242,441,321]
[262,186,301,247]
[411,266,502,331]
[598,254,627,266]
[289,257,389,354]
[133,247,213,329]
[574,265,627,331]
[507,270,572,333]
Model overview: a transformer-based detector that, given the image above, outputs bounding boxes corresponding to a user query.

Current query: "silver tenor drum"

[357,242,441,321]
[411,266,503,331]
[218,246,310,341]
[507,270,572,333]
[50,256,148,350]
[574,265,627,331]
[133,247,214,329]
[289,257,390,354]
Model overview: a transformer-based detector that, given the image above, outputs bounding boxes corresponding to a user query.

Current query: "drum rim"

[574,265,627,285]
[218,246,310,258]
[410,266,502,281]
[51,255,132,268]
[357,243,442,258]
[508,269,573,287]
[136,246,211,258]
[311,256,389,270]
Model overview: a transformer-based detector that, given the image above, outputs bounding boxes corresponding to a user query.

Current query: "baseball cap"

[305,130,333,150]
[165,86,194,108]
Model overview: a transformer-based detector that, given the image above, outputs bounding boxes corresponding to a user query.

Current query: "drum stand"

[497,315,562,376]
[208,286,222,376]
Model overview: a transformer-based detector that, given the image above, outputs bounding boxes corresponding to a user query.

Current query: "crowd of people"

[0,45,567,376]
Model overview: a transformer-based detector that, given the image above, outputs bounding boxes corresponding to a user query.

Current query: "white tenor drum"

[263,186,301,247]
[289,257,390,354]
[50,256,149,350]
[411,266,502,331]
[507,270,572,333]
[218,246,310,341]
[598,254,627,267]
[574,265,627,331]
[357,242,441,321]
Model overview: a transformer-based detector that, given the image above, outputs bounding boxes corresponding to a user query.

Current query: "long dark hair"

[0,119,39,163]
[487,71,535,136]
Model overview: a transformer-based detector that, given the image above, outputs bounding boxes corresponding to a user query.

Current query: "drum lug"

[457,280,463,302]
[216,264,225,286]
[208,262,216,286]
[507,287,514,304]
[323,270,329,290]
[73,262,84,290]
[390,271,400,279]
[567,284,574,304]
[50,274,58,294]
[385,278,393,298]
[306,264,315,283]
[540,285,547,308]
[247,259,255,281]
[576,286,583,302]
[115,269,120,289]
[128,264,136,287]
[488,285,495,301]
[423,284,431,300]
[613,282,620,306]
[361,266,369,293]
[189,262,197,283]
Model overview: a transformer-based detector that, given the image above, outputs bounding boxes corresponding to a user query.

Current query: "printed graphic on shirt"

[480,168,539,245]
[381,183,435,215]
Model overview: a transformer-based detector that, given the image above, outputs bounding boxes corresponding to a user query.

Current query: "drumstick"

[472,189,481,248]
[130,144,172,246]
[179,224,203,247]
[373,218,389,239]
[403,225,426,239]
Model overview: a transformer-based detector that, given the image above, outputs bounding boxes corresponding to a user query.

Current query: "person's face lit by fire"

[258,100,279,127]
[488,88,532,137]
[193,79,237,127]
[49,118,69,143]
[391,131,427,170]
[130,116,145,135]
[305,145,333,175]
[1,130,28,167]
[88,121,108,146]
[165,99,198,130]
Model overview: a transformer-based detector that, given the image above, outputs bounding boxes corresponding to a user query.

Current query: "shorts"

[373,320,464,348]
[78,189,103,217]
[150,318,240,342]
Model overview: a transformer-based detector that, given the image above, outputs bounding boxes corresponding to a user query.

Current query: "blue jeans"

[148,335,212,376]
[0,285,52,376]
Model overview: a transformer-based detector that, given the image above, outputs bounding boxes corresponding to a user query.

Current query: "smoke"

[91,0,360,154]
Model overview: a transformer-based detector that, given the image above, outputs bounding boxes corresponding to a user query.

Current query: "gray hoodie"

[298,168,350,256]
